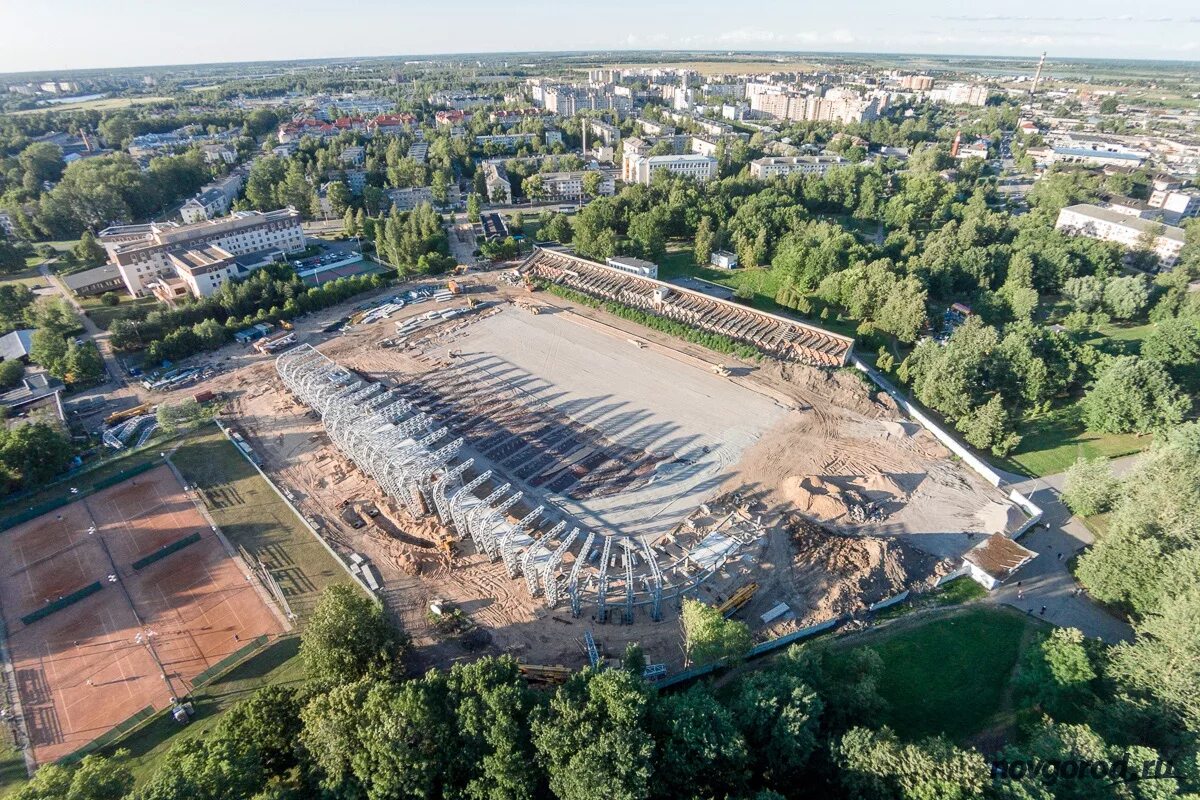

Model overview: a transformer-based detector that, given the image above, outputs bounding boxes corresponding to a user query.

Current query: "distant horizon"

[3,47,1199,81]
[4,0,1197,74]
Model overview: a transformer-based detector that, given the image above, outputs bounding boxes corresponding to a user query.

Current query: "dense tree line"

[15,579,1197,800]
[108,264,387,363]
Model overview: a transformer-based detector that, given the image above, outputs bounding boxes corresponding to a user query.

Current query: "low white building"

[1147,189,1200,226]
[537,170,615,201]
[1055,204,1186,269]
[626,154,717,185]
[180,187,232,225]
[605,255,658,279]
[710,250,739,269]
[749,154,847,180]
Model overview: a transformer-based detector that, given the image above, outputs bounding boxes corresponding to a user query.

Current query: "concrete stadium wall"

[850,356,1004,487]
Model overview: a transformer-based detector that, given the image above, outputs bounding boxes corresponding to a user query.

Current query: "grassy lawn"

[100,636,306,786]
[0,736,26,798]
[872,577,988,621]
[79,295,156,331]
[836,607,1040,743]
[1000,404,1149,478]
[170,428,348,620]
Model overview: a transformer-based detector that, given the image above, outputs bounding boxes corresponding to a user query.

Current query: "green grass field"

[171,429,348,620]
[79,294,156,331]
[1000,405,1149,478]
[872,577,988,621]
[836,607,1040,742]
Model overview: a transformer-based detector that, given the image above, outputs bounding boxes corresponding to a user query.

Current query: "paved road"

[38,261,126,388]
[992,456,1141,643]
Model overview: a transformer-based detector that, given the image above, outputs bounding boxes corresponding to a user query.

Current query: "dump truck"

[715,582,759,618]
[447,279,463,295]
[518,663,571,686]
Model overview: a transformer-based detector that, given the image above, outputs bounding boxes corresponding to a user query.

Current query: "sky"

[1,0,1197,74]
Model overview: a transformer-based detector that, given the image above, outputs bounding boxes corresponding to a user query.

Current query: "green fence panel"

[131,531,202,571]
[91,459,159,492]
[21,581,103,626]
[191,634,270,689]
[57,704,157,764]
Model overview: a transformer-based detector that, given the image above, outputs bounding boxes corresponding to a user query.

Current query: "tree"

[1111,587,1200,732]
[680,598,752,666]
[29,327,68,376]
[18,141,65,193]
[1014,628,1098,721]
[581,170,603,199]
[1102,274,1150,321]
[300,584,402,686]
[0,422,73,495]
[961,394,1021,456]
[835,726,988,800]
[325,181,352,218]
[1142,315,1200,369]
[540,212,572,243]
[521,174,545,203]
[278,162,316,218]
[1063,275,1105,313]
[1081,356,1188,434]
[63,341,105,384]
[651,685,749,799]
[1100,95,1120,114]
[13,752,132,800]
[694,215,715,267]
[0,360,24,390]
[1061,457,1121,517]
[532,669,656,800]
[466,193,481,223]
[722,668,823,788]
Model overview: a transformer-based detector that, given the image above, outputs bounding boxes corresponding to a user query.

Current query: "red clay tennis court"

[0,464,285,766]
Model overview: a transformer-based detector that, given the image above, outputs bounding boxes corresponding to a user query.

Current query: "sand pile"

[787,515,951,624]
[781,475,851,522]
[977,501,1027,535]
[856,471,908,501]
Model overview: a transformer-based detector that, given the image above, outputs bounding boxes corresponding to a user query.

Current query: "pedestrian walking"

[1040,605,1047,616]
[1057,553,1063,561]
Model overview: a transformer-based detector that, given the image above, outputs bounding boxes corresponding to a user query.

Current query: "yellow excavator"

[715,582,759,618]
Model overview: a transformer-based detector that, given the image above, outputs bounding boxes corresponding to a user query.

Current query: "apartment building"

[749,154,848,180]
[537,170,616,201]
[587,119,621,146]
[929,83,989,107]
[1147,188,1200,225]
[156,244,279,301]
[1055,204,1185,269]
[899,75,934,91]
[606,255,658,279]
[476,131,563,150]
[181,187,231,224]
[340,146,366,166]
[101,209,305,296]
[482,161,512,204]
[366,113,417,135]
[625,154,718,185]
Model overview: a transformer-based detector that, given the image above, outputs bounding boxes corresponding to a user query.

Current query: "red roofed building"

[435,110,472,127]
[277,117,365,143]
[367,114,417,135]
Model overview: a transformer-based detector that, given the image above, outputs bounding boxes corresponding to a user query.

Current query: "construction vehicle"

[715,582,759,618]
[453,264,470,276]
[105,403,151,426]
[518,663,572,686]
[278,319,294,331]
[447,279,463,295]
[522,276,539,292]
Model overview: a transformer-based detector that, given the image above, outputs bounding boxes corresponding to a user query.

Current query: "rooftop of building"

[61,263,121,291]
[1060,204,1186,242]
[1052,147,1143,161]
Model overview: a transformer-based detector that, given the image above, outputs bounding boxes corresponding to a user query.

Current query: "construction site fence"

[20,581,103,627]
[56,705,157,765]
[131,531,202,571]
[657,616,847,690]
[868,590,910,613]
[0,458,163,532]
[1007,489,1044,539]
[213,419,378,601]
[935,566,971,587]
[191,633,271,689]
[850,356,1004,487]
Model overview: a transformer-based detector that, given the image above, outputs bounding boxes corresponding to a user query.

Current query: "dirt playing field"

[200,275,1020,673]
[0,465,285,766]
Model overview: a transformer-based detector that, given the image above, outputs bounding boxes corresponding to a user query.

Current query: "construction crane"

[715,582,759,618]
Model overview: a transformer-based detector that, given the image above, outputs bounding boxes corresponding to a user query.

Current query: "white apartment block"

[101,209,305,296]
[929,83,989,107]
[537,170,616,201]
[749,155,848,180]
[476,131,563,150]
[1055,204,1186,269]
[180,187,231,225]
[1147,189,1200,226]
[482,161,512,204]
[626,154,717,185]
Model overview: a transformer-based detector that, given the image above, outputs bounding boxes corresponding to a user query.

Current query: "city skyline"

[3,0,1198,73]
